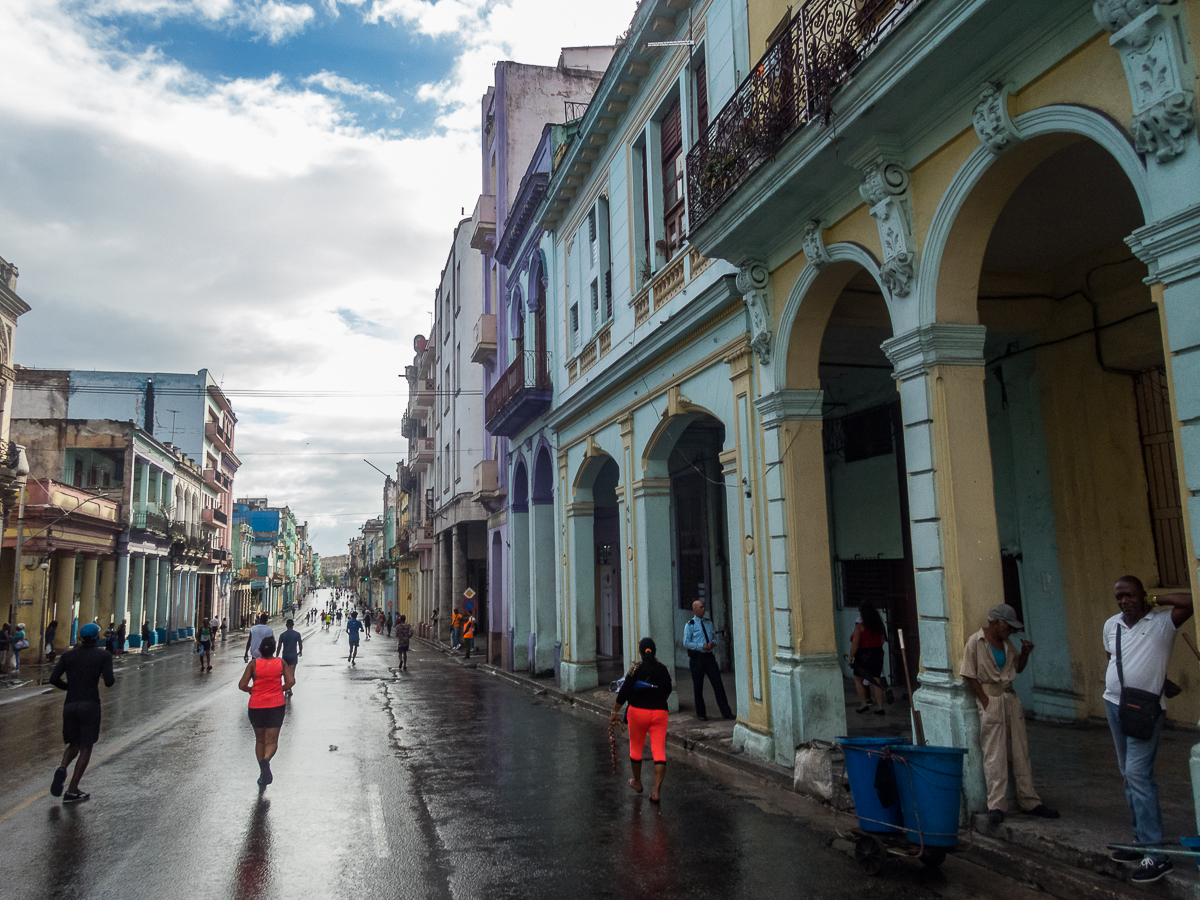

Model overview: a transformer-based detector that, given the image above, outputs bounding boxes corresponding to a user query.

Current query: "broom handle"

[897,628,926,746]
[1182,631,1200,664]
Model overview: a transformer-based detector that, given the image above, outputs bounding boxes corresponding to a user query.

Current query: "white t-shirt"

[248,624,275,659]
[1103,608,1179,708]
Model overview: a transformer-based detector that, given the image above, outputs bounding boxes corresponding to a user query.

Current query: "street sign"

[464,599,475,613]
[463,587,476,599]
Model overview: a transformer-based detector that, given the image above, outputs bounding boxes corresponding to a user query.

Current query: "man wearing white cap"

[960,603,1058,825]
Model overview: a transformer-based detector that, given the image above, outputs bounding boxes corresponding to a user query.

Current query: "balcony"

[210,547,229,562]
[201,507,228,528]
[204,467,232,491]
[468,193,496,251]
[413,378,436,411]
[471,313,497,364]
[485,350,552,437]
[132,509,171,534]
[204,420,234,451]
[472,459,506,506]
[413,521,434,551]
[412,437,435,465]
[686,0,920,228]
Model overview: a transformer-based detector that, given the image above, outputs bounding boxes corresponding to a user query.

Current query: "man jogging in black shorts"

[49,623,114,803]
[278,619,303,697]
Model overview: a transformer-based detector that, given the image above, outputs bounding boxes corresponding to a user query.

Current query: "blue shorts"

[348,639,360,646]
[282,655,299,667]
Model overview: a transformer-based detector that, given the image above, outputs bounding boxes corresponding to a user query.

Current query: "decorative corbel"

[972,83,1021,154]
[857,148,917,298]
[735,259,772,365]
[801,220,832,269]
[1095,1,1197,163]
[665,385,696,419]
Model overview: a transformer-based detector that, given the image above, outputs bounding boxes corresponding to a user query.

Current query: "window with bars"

[1134,367,1190,587]
[661,96,685,259]
[570,303,579,351]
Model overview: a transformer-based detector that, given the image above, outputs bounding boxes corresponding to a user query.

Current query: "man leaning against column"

[1103,576,1192,884]
[960,604,1059,826]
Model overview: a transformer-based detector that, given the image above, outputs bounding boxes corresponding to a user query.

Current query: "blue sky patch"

[87,3,458,133]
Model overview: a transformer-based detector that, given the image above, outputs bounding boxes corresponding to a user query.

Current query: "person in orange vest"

[462,615,476,660]
[451,607,464,651]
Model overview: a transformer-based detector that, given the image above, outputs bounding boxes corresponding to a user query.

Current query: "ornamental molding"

[856,146,918,299]
[1126,200,1200,284]
[801,220,832,269]
[972,83,1021,154]
[736,259,773,365]
[1099,2,1197,163]
[881,323,987,381]
[754,390,825,427]
[1093,0,1160,34]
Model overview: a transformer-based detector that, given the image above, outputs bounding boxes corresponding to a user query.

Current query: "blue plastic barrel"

[890,745,967,847]
[837,736,905,833]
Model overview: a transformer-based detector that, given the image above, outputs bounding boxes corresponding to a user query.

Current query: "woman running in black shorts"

[238,635,294,786]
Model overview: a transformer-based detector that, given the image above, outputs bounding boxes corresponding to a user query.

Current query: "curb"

[417,636,1179,900]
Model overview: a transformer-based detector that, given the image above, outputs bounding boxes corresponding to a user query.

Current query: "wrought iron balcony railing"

[686,0,920,227]
[484,350,552,434]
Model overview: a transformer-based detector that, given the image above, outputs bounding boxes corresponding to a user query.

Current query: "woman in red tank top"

[238,634,294,786]
[849,600,894,716]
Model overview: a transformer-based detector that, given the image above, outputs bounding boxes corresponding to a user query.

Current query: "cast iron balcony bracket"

[686,0,920,228]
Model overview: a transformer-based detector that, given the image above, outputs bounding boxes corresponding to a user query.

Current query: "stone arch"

[527,250,548,311]
[641,401,727,478]
[511,456,529,511]
[532,443,554,504]
[919,104,1151,327]
[572,450,619,502]
[772,243,890,393]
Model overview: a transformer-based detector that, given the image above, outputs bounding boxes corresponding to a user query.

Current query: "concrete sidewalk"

[426,637,1200,899]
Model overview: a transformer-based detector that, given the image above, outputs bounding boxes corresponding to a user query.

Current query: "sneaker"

[1130,857,1172,883]
[1110,848,1144,863]
[1024,804,1060,819]
[62,790,90,803]
[51,766,67,797]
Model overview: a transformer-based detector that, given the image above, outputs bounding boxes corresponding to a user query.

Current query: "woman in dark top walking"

[610,637,673,802]
[849,599,893,714]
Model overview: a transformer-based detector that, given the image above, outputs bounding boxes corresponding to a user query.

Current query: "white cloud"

[246,1,315,43]
[0,0,636,551]
[304,70,395,104]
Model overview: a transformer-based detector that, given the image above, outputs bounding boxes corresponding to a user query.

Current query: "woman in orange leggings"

[611,637,673,801]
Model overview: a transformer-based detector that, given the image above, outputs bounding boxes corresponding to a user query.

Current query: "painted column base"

[512,631,530,673]
[559,660,599,692]
[1189,742,1200,838]
[732,722,775,763]
[186,627,195,637]
[770,652,848,767]
[912,673,986,814]
[127,635,142,648]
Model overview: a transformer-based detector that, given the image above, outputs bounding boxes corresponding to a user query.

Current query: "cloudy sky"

[0,0,637,556]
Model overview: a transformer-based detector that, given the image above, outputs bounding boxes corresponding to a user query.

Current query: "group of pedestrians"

[955,578,1192,884]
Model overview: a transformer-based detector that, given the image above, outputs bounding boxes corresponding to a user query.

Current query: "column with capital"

[880,323,1001,813]
[51,552,77,654]
[754,388,847,765]
[78,555,100,629]
[128,555,146,647]
[156,558,170,642]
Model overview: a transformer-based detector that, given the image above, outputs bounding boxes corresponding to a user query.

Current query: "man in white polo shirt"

[1103,575,1192,884]
[243,613,275,663]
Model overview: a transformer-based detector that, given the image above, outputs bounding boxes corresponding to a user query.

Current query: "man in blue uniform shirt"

[683,600,734,721]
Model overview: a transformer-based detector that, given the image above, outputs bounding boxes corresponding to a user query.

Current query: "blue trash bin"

[890,745,967,847]
[837,736,906,833]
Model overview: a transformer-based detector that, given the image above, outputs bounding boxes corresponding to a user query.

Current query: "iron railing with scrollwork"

[686,0,920,227]
[484,350,552,425]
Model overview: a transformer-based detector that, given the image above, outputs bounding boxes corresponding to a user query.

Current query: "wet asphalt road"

[0,589,1045,900]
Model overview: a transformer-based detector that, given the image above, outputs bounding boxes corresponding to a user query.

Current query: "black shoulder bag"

[1115,624,1163,741]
